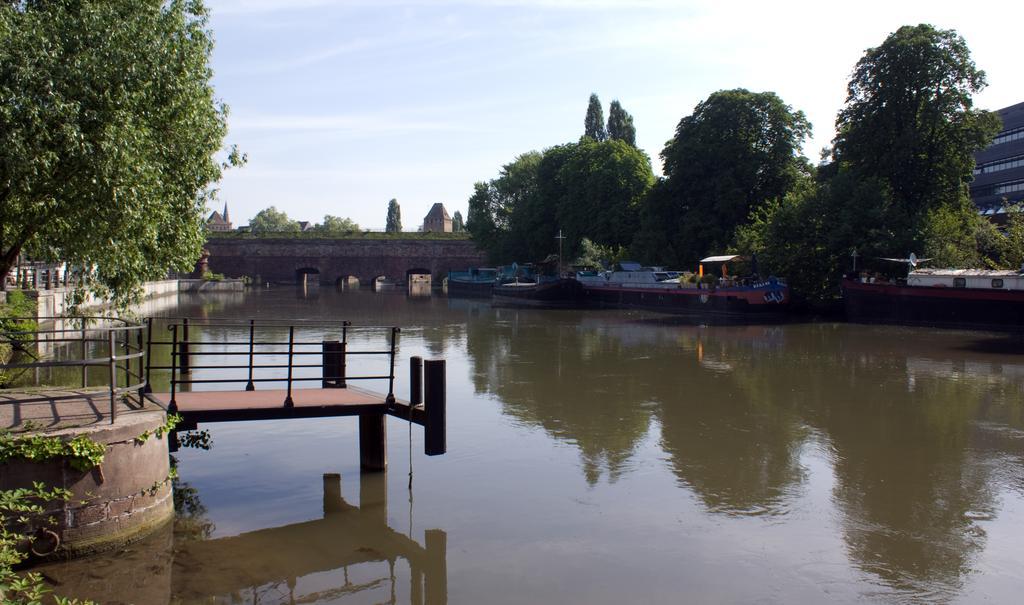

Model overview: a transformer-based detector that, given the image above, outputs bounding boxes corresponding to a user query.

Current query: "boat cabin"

[907,268,1024,291]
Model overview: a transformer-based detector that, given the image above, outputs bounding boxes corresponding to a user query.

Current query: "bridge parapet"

[203,237,487,286]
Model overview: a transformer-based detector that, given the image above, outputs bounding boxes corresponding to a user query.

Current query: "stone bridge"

[203,237,487,286]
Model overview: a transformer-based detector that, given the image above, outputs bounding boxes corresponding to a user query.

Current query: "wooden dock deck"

[149,385,423,425]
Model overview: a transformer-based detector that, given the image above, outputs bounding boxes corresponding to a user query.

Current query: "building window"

[993,127,1024,146]
[953,277,967,288]
[975,154,1024,175]
[992,279,1004,288]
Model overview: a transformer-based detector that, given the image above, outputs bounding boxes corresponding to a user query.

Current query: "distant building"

[206,203,233,232]
[297,221,314,232]
[422,203,452,233]
[971,101,1024,215]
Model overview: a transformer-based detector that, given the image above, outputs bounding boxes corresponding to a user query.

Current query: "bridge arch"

[296,267,320,286]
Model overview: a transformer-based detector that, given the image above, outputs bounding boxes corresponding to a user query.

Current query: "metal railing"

[0,317,147,424]
[144,318,401,410]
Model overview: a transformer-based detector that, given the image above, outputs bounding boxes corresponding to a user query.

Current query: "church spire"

[222,202,230,225]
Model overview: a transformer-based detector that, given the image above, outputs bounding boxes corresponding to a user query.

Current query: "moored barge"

[578,259,789,319]
[446,268,498,298]
[843,268,1024,331]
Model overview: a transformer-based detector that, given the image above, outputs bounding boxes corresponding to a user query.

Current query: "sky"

[205,0,1023,231]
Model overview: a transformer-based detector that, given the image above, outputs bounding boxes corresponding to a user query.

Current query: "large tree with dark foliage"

[833,24,999,233]
[0,0,238,307]
[737,25,1003,305]
[636,89,811,268]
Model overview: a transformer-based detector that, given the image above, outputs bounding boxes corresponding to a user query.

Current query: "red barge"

[842,268,1024,331]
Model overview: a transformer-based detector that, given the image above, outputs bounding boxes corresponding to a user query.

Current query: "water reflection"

[41,473,448,604]
[91,290,1024,601]
[462,309,1024,598]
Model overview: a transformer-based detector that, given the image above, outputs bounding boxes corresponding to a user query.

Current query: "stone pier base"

[0,407,174,559]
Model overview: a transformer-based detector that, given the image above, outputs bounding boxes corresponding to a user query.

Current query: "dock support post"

[424,359,446,456]
[359,413,387,471]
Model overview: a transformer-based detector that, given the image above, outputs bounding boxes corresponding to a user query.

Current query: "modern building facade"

[971,101,1024,212]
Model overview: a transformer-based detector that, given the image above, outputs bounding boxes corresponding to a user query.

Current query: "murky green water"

[36,288,1024,604]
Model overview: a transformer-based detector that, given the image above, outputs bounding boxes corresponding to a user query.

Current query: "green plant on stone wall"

[0,433,106,473]
[1,483,95,604]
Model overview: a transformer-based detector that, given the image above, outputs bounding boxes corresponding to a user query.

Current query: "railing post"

[386,327,400,404]
[136,325,145,402]
[424,359,446,456]
[144,317,154,393]
[80,326,87,388]
[341,321,350,388]
[108,330,117,425]
[181,317,191,375]
[284,325,295,407]
[169,324,179,412]
[245,319,255,391]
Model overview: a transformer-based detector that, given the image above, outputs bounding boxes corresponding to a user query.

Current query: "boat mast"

[556,230,565,276]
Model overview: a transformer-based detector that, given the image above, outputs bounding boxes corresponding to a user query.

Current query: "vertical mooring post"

[410,356,423,407]
[322,340,346,388]
[424,359,446,456]
[180,318,191,375]
[323,473,343,516]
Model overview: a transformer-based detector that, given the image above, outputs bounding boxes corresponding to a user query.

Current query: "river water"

[37,287,1024,604]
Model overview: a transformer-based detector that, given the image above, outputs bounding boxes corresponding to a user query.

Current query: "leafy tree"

[833,24,1000,230]
[466,152,543,262]
[557,139,654,256]
[466,181,500,257]
[250,206,299,233]
[607,100,636,147]
[584,93,607,142]
[737,26,1004,304]
[385,198,402,233]
[451,210,465,232]
[637,89,811,267]
[507,144,576,262]
[573,237,625,269]
[313,215,360,234]
[0,0,238,307]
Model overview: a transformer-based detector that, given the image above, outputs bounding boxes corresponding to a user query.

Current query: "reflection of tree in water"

[173,478,215,541]
[465,312,655,485]
[740,325,1014,598]
[654,328,808,516]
